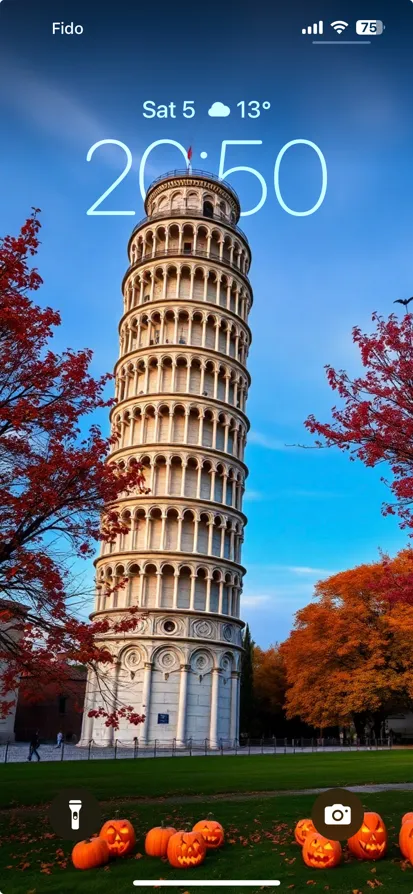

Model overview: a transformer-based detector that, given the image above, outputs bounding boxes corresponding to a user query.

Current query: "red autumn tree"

[0,211,147,728]
[306,312,413,535]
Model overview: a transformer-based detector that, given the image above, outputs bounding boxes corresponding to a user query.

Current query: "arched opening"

[161,564,175,608]
[177,565,191,609]
[203,200,214,219]
[165,508,179,551]
[133,508,146,550]
[181,510,195,553]
[185,456,198,497]
[153,455,167,495]
[210,570,220,612]
[148,507,162,550]
[197,513,209,554]
[143,563,157,607]
[194,567,207,611]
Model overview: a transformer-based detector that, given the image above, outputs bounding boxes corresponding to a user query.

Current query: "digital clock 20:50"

[86,138,327,219]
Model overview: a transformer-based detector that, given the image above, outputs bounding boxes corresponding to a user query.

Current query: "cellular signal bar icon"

[302,20,323,35]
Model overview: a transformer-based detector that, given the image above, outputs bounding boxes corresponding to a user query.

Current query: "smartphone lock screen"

[1,2,413,893]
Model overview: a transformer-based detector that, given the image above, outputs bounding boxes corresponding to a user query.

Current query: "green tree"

[239,623,254,736]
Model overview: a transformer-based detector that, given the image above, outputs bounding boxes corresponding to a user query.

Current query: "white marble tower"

[80,170,253,747]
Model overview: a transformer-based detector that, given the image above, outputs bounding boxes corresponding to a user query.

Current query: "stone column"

[141,662,153,745]
[209,667,220,748]
[176,664,190,746]
[103,663,118,746]
[230,671,240,743]
[79,673,95,744]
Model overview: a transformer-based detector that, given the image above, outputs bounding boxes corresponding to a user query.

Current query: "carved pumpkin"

[167,830,207,868]
[193,818,224,849]
[294,818,316,846]
[402,813,413,825]
[145,825,177,858]
[100,818,136,857]
[399,818,413,858]
[72,836,110,870]
[302,833,342,869]
[348,812,387,860]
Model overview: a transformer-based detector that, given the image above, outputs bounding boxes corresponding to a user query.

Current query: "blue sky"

[1,0,413,646]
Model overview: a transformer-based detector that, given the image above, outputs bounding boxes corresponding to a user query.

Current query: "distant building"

[14,668,87,743]
[0,600,26,744]
[386,712,413,743]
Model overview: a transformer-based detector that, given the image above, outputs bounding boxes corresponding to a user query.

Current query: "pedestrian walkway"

[0,741,391,764]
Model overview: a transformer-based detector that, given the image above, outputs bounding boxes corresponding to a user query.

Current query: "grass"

[1,750,413,809]
[1,791,413,894]
[2,752,413,893]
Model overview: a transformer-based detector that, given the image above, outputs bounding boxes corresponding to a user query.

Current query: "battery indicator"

[356,20,385,35]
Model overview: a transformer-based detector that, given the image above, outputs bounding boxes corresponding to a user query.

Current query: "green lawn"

[2,752,413,893]
[1,791,413,894]
[1,750,413,808]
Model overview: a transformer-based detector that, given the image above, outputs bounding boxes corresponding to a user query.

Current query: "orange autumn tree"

[281,550,413,737]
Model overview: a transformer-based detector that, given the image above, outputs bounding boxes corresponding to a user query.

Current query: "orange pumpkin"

[399,819,413,858]
[348,812,387,860]
[72,836,110,870]
[302,833,342,869]
[193,818,224,849]
[167,830,206,868]
[100,818,136,857]
[145,825,177,858]
[402,812,413,825]
[294,818,316,846]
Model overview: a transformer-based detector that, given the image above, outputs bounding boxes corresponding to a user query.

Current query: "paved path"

[0,743,391,764]
[1,782,413,815]
[103,783,413,805]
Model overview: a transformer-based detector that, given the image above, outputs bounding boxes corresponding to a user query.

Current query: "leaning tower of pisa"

[80,170,253,748]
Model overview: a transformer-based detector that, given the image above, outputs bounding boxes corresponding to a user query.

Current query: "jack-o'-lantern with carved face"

[193,818,224,849]
[100,819,136,857]
[302,833,342,869]
[167,830,206,868]
[399,818,413,858]
[294,818,316,846]
[348,812,387,860]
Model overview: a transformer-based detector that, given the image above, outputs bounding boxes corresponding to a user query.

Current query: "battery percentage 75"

[356,20,385,34]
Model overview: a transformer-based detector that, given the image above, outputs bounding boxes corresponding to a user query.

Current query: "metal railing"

[131,208,249,244]
[147,169,240,203]
[129,247,250,279]
[0,735,392,764]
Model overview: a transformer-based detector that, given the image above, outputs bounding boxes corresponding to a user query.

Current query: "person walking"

[27,731,41,761]
[55,730,63,749]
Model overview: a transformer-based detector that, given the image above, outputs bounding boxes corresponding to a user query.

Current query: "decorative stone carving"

[192,651,213,673]
[193,619,213,639]
[223,624,234,642]
[123,649,142,671]
[157,650,179,671]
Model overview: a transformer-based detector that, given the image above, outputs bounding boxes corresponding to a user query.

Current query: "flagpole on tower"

[187,146,193,175]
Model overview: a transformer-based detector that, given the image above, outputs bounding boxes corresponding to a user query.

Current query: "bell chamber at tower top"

[122,173,253,324]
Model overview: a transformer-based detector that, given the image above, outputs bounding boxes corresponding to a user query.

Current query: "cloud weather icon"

[208,101,231,117]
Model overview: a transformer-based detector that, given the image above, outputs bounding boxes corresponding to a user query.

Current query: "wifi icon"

[330,20,349,34]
